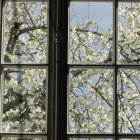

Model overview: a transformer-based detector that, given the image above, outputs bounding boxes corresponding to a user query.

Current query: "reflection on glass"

[118,2,140,64]
[118,69,140,133]
[2,138,47,140]
[68,69,113,133]
[3,1,48,63]
[2,68,47,132]
[68,2,113,64]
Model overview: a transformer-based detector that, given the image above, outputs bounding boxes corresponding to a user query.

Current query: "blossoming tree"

[2,1,47,136]
[68,2,140,136]
[1,1,140,140]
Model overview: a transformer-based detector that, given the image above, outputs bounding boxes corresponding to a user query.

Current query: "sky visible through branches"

[0,1,140,140]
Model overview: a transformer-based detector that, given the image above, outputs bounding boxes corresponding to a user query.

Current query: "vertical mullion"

[114,66,118,140]
[113,0,115,135]
[55,0,60,139]
[56,0,68,139]
[114,0,118,139]
[0,69,4,134]
[67,1,70,137]
[47,0,57,139]
[59,0,68,139]
[0,0,1,58]
[114,0,118,65]
[0,0,3,134]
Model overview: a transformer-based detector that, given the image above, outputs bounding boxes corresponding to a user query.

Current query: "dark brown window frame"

[0,0,140,140]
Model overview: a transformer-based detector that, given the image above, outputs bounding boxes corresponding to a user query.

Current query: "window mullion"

[0,0,3,135]
[114,0,118,139]
[54,0,68,139]
[47,0,57,140]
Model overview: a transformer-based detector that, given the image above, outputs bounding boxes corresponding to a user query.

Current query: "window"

[0,0,48,139]
[67,0,140,140]
[0,0,140,140]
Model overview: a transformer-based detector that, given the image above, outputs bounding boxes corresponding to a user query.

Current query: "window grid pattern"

[67,0,140,139]
[0,0,48,139]
[0,0,140,139]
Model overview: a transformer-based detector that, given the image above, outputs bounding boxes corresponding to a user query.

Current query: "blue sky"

[70,2,113,33]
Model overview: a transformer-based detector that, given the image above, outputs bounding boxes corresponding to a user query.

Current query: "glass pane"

[68,2,113,64]
[2,68,47,132]
[68,69,113,133]
[118,69,140,133]
[2,137,47,140]
[3,1,48,64]
[118,2,140,64]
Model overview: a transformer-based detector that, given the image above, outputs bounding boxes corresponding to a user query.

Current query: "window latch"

[54,32,62,44]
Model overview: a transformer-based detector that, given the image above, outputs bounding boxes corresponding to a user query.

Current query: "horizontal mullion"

[0,132,47,137]
[0,64,48,68]
[118,0,140,2]
[69,0,140,2]
[67,134,115,138]
[69,0,114,2]
[4,0,47,2]
[68,64,140,69]
[68,64,114,69]
[67,134,140,138]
